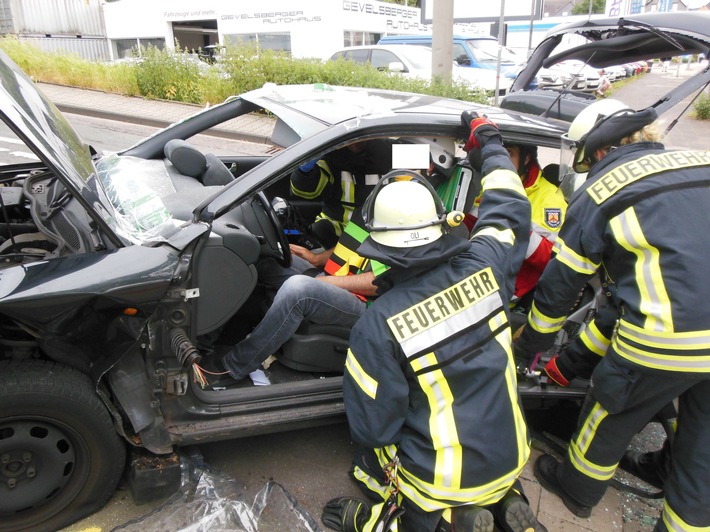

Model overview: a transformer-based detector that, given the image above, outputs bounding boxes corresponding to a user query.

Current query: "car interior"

[152,133,567,394]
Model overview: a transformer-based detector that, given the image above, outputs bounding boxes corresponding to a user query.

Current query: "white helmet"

[364,171,446,248]
[561,98,631,175]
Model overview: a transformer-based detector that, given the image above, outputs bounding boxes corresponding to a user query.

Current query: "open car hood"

[508,12,710,119]
[0,49,124,244]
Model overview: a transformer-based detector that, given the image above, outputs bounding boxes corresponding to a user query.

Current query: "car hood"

[509,12,710,118]
[0,49,123,244]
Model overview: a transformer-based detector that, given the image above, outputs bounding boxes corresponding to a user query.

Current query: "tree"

[571,0,606,14]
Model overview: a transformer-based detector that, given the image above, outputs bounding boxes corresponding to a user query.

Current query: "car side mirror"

[388,61,405,73]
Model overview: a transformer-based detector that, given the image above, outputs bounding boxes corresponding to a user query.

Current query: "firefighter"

[468,142,567,305]
[515,98,710,529]
[322,113,546,532]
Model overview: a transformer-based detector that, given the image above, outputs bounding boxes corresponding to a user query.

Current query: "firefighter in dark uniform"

[291,139,396,250]
[322,113,547,532]
[515,98,710,530]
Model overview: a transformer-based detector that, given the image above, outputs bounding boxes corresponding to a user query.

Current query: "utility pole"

[432,0,454,82]
[527,0,536,57]
[495,0,505,106]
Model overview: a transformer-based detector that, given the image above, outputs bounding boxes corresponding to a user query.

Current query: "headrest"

[164,139,207,178]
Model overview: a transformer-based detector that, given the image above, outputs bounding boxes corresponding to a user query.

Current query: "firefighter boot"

[494,489,548,532]
[534,455,592,518]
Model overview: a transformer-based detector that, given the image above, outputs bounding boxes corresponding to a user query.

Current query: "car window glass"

[344,49,370,64]
[396,47,430,70]
[453,43,470,66]
[467,39,518,65]
[371,50,400,70]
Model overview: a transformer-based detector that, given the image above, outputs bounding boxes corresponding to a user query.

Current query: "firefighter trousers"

[558,351,710,529]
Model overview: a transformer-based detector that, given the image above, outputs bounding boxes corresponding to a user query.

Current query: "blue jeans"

[222,274,366,380]
[257,255,315,288]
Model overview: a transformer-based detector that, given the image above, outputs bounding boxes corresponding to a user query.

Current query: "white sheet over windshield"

[96,154,179,244]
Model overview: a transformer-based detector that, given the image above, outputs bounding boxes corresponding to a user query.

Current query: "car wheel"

[0,360,126,532]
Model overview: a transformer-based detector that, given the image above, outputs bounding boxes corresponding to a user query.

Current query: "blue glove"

[299,160,318,172]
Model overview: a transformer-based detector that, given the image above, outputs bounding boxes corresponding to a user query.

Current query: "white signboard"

[422,0,541,22]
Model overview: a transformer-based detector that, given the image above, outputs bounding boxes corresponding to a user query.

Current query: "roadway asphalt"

[54,63,708,532]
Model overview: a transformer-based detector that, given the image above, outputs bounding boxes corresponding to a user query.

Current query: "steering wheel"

[254,192,291,268]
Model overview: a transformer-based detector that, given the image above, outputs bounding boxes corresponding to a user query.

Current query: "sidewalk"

[38,82,276,144]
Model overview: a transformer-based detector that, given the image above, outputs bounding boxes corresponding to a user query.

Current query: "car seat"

[279,321,350,373]
[164,139,235,187]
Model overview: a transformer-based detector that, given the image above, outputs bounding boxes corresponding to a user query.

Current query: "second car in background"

[328,44,512,96]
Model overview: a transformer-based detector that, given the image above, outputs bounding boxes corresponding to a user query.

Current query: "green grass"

[693,92,710,120]
[0,37,488,107]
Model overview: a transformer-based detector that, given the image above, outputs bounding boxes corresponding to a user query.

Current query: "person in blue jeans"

[221,210,385,381]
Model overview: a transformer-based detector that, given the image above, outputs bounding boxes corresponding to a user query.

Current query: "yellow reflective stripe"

[340,170,355,213]
[290,161,333,199]
[396,461,522,511]
[388,313,528,512]
[351,464,390,500]
[568,403,616,481]
[579,320,611,357]
[610,209,672,332]
[613,336,710,372]
[553,237,599,275]
[528,300,566,334]
[661,499,710,531]
[364,502,396,531]
[618,320,710,350]
[345,349,378,399]
[374,445,398,468]
[482,168,527,196]
[471,226,515,247]
[411,353,462,490]
[493,315,531,470]
[586,150,710,205]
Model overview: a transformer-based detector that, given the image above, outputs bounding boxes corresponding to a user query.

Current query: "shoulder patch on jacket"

[544,208,562,228]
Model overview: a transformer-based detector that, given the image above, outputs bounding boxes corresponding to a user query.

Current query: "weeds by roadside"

[0,37,488,107]
[693,92,710,120]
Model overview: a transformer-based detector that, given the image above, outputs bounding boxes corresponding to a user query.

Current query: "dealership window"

[343,31,381,47]
[113,38,165,59]
[224,33,291,53]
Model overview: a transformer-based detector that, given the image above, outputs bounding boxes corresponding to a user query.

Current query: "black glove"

[322,497,371,532]
[513,341,533,377]
[461,112,502,152]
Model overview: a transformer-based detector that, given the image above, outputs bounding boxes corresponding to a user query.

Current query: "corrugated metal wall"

[0,0,109,61]
[10,0,105,36]
[0,0,14,34]
[18,36,109,61]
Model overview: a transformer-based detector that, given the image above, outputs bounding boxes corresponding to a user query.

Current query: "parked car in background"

[377,33,520,73]
[328,44,512,96]
[603,64,628,82]
[554,60,602,92]
[504,12,710,122]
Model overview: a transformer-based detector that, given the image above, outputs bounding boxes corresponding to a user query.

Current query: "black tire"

[0,360,126,532]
